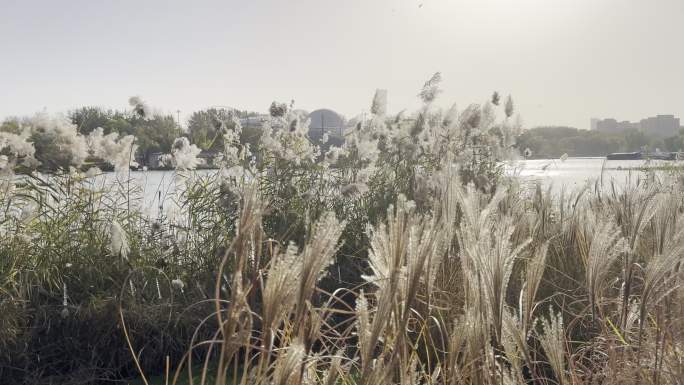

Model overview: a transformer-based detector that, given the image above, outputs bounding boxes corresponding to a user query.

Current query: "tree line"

[0,106,261,171]
[515,126,684,158]
[10,106,678,171]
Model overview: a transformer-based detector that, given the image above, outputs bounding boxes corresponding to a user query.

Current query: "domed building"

[306,109,345,151]
[308,109,345,138]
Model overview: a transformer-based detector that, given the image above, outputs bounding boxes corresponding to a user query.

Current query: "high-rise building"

[595,118,638,134]
[593,115,681,137]
[639,115,680,138]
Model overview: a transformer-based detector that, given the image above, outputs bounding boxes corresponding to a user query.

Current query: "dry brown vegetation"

[151,173,684,385]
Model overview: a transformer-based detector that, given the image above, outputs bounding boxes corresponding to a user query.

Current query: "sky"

[1,0,683,130]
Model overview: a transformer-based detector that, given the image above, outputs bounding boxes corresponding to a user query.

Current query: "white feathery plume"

[371,89,388,116]
[585,219,626,320]
[172,278,185,293]
[538,309,567,385]
[167,137,203,170]
[418,72,442,104]
[85,166,101,178]
[27,113,89,166]
[87,127,139,171]
[109,220,130,261]
[272,339,306,385]
[128,96,152,119]
[504,95,515,118]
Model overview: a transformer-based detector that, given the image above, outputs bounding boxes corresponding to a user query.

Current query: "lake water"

[508,157,681,190]
[94,157,680,211]
[97,169,217,216]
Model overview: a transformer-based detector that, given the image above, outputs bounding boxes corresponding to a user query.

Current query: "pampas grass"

[2,78,684,384]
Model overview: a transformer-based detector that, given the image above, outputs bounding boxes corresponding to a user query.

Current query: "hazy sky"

[1,0,683,129]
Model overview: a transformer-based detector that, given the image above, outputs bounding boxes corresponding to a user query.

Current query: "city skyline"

[592,114,682,137]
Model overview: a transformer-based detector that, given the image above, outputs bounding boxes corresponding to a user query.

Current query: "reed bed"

[1,78,683,384]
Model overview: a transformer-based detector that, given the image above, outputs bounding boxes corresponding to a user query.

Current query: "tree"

[624,129,649,152]
[0,118,21,135]
[69,107,174,163]
[515,126,660,158]
[187,108,263,152]
[187,108,234,151]
[134,115,179,162]
[104,112,136,136]
[269,102,288,118]
[29,130,74,169]
[69,107,138,138]
[69,107,114,135]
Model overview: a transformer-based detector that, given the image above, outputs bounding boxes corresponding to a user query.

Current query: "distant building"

[234,109,346,146]
[308,109,345,139]
[640,115,680,138]
[593,114,681,137]
[590,118,599,131]
[595,118,638,134]
[147,152,166,169]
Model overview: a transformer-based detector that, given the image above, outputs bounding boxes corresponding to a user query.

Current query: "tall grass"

[149,171,683,385]
[1,77,683,384]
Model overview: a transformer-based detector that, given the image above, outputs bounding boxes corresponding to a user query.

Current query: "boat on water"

[606,152,679,160]
[649,152,678,160]
[606,152,643,160]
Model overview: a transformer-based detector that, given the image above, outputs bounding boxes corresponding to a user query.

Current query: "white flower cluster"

[248,75,520,207]
[260,110,319,165]
[219,116,245,167]
[0,130,35,170]
[128,96,152,119]
[88,127,139,172]
[1,111,146,177]
[109,220,129,260]
[163,137,203,170]
[29,113,90,166]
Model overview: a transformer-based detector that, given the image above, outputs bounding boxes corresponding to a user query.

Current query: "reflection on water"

[507,157,682,190]
[83,157,683,215]
[97,169,217,216]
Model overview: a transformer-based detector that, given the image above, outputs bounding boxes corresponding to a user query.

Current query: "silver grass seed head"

[371,89,388,116]
[504,95,514,118]
[418,72,442,104]
[128,96,151,119]
[466,107,482,129]
[109,220,129,261]
[492,91,501,106]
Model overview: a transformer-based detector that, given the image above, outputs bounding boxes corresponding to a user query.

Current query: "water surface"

[508,157,679,190]
[82,157,682,215]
